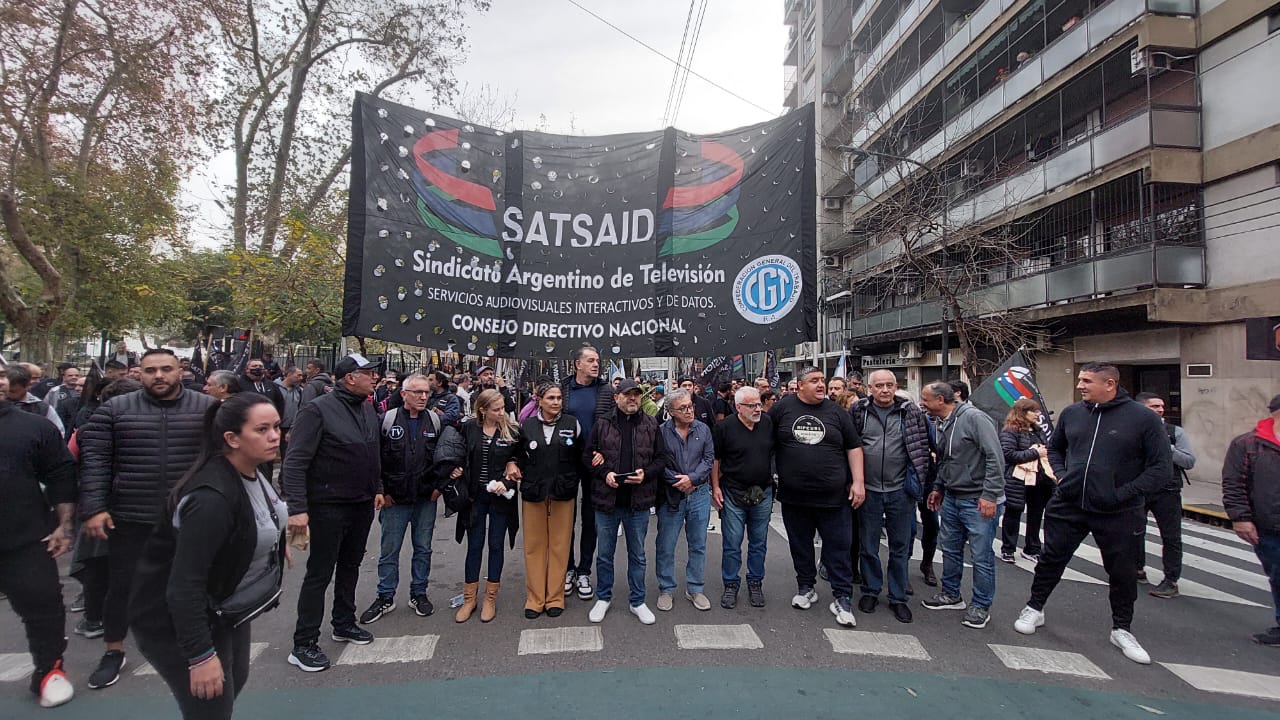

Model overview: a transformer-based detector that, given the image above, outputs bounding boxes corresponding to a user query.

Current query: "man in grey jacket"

[920,381,1005,629]
[1135,392,1195,599]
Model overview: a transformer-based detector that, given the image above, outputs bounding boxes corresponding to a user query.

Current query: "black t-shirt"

[713,414,774,505]
[712,396,734,419]
[769,394,861,507]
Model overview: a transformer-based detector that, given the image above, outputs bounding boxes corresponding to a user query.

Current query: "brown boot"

[455,582,479,623]
[481,581,500,623]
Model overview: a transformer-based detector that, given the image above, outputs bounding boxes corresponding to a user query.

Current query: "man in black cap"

[284,353,384,673]
[474,365,515,413]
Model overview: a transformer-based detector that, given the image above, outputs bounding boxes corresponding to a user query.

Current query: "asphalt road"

[3,504,1278,719]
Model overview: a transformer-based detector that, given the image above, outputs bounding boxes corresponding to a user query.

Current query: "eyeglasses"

[404,389,430,396]
[738,402,763,409]
[672,405,694,413]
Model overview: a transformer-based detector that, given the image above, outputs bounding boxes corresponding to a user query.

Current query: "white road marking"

[769,517,788,541]
[0,654,33,682]
[337,635,439,665]
[1140,538,1270,592]
[1160,663,1280,701]
[517,627,603,655]
[674,623,763,650]
[135,642,269,676]
[1174,520,1250,546]
[1156,528,1259,564]
[824,630,931,660]
[988,644,1111,680]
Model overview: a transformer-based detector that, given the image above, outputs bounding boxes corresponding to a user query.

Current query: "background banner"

[971,350,1055,436]
[344,93,816,358]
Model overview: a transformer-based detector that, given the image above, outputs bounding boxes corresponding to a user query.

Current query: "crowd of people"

[2,344,1278,717]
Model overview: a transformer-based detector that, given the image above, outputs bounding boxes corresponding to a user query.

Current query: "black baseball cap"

[614,379,642,395]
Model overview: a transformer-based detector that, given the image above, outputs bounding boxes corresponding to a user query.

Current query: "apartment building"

[784,0,1280,478]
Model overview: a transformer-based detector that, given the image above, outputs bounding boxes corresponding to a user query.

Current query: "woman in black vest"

[519,380,583,619]
[436,388,525,623]
[129,394,287,719]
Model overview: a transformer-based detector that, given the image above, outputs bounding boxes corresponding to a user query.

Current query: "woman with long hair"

[436,388,525,623]
[999,397,1054,563]
[518,381,582,619]
[128,394,287,719]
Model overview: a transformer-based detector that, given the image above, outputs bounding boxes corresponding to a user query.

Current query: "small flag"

[971,349,1054,435]
[833,354,847,379]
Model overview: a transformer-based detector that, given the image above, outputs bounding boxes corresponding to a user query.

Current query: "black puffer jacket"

[1000,426,1048,508]
[78,388,218,524]
[434,420,525,546]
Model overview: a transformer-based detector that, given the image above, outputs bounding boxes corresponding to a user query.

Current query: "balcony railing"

[823,0,855,44]
[847,0,937,103]
[846,241,1205,340]
[847,105,1201,227]
[852,0,1152,153]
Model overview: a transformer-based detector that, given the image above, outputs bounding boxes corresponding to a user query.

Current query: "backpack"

[381,407,441,437]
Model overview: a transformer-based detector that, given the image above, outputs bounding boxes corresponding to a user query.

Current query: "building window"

[1269,11,1280,35]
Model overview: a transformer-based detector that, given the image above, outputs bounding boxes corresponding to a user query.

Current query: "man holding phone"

[586,380,666,625]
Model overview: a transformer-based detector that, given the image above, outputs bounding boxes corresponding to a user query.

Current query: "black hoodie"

[1047,389,1171,514]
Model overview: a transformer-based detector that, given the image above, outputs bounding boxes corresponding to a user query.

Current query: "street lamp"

[838,145,952,380]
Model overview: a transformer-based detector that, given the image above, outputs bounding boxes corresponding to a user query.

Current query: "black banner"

[344,93,816,359]
[1245,317,1280,361]
[970,350,1054,436]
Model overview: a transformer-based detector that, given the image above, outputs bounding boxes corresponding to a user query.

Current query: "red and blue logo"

[660,140,744,256]
[411,128,503,258]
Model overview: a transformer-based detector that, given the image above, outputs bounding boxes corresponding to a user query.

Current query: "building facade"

[785,0,1280,480]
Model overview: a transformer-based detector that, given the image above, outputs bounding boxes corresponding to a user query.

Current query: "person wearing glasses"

[655,389,715,612]
[711,387,774,609]
[359,374,443,625]
[282,354,385,673]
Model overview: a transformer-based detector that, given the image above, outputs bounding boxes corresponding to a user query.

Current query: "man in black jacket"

[360,373,443,624]
[237,358,285,416]
[300,358,335,405]
[1013,362,1171,665]
[0,374,78,708]
[78,348,217,690]
[284,354,384,672]
[1222,394,1280,646]
[561,346,616,601]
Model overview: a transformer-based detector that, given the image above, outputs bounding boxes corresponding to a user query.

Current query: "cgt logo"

[733,255,802,325]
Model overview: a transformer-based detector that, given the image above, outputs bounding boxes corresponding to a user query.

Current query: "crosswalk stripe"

[674,623,763,650]
[1173,532,1260,564]
[134,642,269,676]
[989,644,1110,679]
[769,517,788,541]
[1065,538,1262,607]
[0,654,32,682]
[1141,539,1270,592]
[518,627,603,655]
[1174,520,1249,546]
[1160,663,1280,701]
[337,635,439,665]
[824,630,930,660]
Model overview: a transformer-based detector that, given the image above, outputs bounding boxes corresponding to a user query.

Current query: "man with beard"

[78,349,217,690]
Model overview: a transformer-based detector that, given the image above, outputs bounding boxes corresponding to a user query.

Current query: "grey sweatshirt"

[935,402,1006,503]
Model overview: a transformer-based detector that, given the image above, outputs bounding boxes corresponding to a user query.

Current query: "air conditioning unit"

[822,255,840,267]
[823,196,843,211]
[822,91,841,107]
[899,341,923,360]
[1130,48,1172,76]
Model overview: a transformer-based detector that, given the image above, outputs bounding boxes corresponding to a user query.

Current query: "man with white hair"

[655,389,715,612]
[712,387,774,609]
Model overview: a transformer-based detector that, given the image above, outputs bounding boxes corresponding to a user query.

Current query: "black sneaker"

[546,606,564,618]
[1149,580,1179,599]
[69,592,85,614]
[1136,569,1148,584]
[818,563,829,582]
[921,592,966,610]
[409,594,434,617]
[890,602,914,623]
[1000,552,1016,564]
[288,644,331,673]
[359,595,395,624]
[1252,627,1280,646]
[747,581,766,608]
[721,584,739,609]
[87,650,126,689]
[74,618,104,639]
[332,625,374,645]
[858,595,878,614]
[920,563,937,587]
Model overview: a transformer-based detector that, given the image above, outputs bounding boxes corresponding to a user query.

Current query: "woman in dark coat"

[435,388,525,623]
[128,394,287,719]
[998,398,1054,562]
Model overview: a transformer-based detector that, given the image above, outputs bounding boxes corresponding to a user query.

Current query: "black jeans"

[135,621,251,720]
[79,556,110,624]
[0,541,66,685]
[914,497,938,565]
[1022,478,1055,556]
[782,503,854,599]
[566,471,597,577]
[293,502,374,647]
[1028,499,1143,630]
[104,520,154,644]
[1140,490,1183,581]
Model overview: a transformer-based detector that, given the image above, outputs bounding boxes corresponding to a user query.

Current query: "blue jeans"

[720,487,773,586]
[1256,531,1280,627]
[940,495,1002,610]
[594,507,650,606]
[376,499,438,597]
[859,489,913,604]
[656,485,712,594]
[464,493,509,583]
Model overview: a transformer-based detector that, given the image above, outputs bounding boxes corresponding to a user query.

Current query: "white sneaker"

[564,570,575,594]
[830,599,856,628]
[791,588,818,610]
[630,603,656,625]
[1014,606,1045,635]
[38,665,73,708]
[588,600,610,623]
[1110,629,1151,664]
